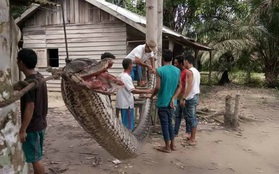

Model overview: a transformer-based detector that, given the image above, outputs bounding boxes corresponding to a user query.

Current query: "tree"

[0,1,28,173]
[106,0,146,15]
[249,0,279,87]
[200,0,279,87]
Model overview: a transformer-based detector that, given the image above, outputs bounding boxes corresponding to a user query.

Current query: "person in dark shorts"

[150,50,181,153]
[101,52,116,60]
[16,48,48,174]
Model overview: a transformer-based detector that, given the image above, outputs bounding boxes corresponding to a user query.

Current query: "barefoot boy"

[150,50,181,153]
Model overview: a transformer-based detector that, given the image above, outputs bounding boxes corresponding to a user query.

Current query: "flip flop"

[154,146,171,153]
[187,140,197,146]
[181,140,197,147]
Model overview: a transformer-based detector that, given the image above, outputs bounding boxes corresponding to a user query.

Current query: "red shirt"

[179,69,187,97]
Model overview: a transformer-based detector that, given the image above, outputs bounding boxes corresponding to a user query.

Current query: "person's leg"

[129,108,135,131]
[116,108,120,119]
[32,161,45,174]
[157,107,171,152]
[121,109,129,130]
[168,108,176,150]
[138,65,143,84]
[174,101,182,136]
[186,95,199,145]
[183,105,191,139]
[130,66,136,81]
[22,131,45,174]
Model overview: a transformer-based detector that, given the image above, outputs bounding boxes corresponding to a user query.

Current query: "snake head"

[63,58,124,95]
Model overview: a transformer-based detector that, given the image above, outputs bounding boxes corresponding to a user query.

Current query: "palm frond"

[201,39,254,64]
[250,0,279,24]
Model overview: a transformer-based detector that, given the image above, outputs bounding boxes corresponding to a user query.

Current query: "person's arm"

[132,88,153,94]
[170,78,182,108]
[134,57,152,70]
[13,83,22,91]
[150,57,155,68]
[150,70,160,99]
[20,102,34,142]
[183,70,193,100]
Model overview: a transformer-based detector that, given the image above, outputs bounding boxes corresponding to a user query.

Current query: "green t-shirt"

[156,65,180,107]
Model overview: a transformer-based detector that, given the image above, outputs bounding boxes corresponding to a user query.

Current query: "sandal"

[187,140,197,146]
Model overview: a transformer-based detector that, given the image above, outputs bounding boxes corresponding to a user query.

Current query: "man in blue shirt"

[150,50,181,153]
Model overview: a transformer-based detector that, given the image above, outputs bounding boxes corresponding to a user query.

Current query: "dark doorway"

[48,49,59,67]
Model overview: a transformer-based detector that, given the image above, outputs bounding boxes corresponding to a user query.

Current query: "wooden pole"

[157,0,163,67]
[194,49,199,69]
[209,50,212,85]
[146,0,158,53]
[61,1,70,64]
[224,95,233,127]
[146,0,158,124]
[168,40,174,51]
[232,94,240,128]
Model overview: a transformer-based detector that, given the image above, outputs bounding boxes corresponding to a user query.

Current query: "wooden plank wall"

[23,1,127,91]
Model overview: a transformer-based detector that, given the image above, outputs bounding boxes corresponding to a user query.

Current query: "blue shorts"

[22,130,45,163]
[120,108,135,131]
[130,66,142,81]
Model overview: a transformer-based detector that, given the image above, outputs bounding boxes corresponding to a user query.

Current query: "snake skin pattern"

[61,58,155,159]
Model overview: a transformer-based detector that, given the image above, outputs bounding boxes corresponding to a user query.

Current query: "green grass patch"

[201,71,266,87]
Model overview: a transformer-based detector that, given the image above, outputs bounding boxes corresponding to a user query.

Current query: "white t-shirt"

[116,72,135,109]
[126,44,155,63]
[185,67,200,100]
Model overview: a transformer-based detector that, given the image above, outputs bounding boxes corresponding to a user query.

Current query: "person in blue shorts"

[16,49,48,174]
[126,41,156,87]
[116,58,153,131]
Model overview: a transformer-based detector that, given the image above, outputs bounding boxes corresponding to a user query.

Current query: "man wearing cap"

[125,41,156,85]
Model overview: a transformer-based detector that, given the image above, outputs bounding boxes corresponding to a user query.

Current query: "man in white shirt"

[116,58,153,131]
[126,40,156,86]
[180,53,200,146]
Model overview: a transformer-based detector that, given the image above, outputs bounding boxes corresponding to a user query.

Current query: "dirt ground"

[34,85,279,174]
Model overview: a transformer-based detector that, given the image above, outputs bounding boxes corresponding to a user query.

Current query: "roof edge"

[15,3,41,25]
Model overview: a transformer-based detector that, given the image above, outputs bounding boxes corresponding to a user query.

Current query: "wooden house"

[16,0,211,92]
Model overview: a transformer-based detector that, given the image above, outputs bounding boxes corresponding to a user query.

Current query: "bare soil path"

[38,86,279,174]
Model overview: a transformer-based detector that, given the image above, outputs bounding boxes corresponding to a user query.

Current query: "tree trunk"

[224,95,233,127]
[224,95,240,129]
[157,0,163,67]
[0,1,28,173]
[232,94,240,128]
[218,70,230,85]
[265,69,278,87]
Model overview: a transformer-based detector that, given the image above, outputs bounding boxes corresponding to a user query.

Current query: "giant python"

[61,58,155,160]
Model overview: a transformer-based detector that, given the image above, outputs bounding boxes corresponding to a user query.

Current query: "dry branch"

[0,68,62,108]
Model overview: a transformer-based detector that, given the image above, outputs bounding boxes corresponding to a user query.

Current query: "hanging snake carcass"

[60,58,155,160]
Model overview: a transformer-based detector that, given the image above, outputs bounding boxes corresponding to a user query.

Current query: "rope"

[0,68,63,108]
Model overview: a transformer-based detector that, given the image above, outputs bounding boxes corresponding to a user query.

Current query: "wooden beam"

[168,39,174,51]
[209,50,212,85]
[157,0,163,67]
[194,49,199,69]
